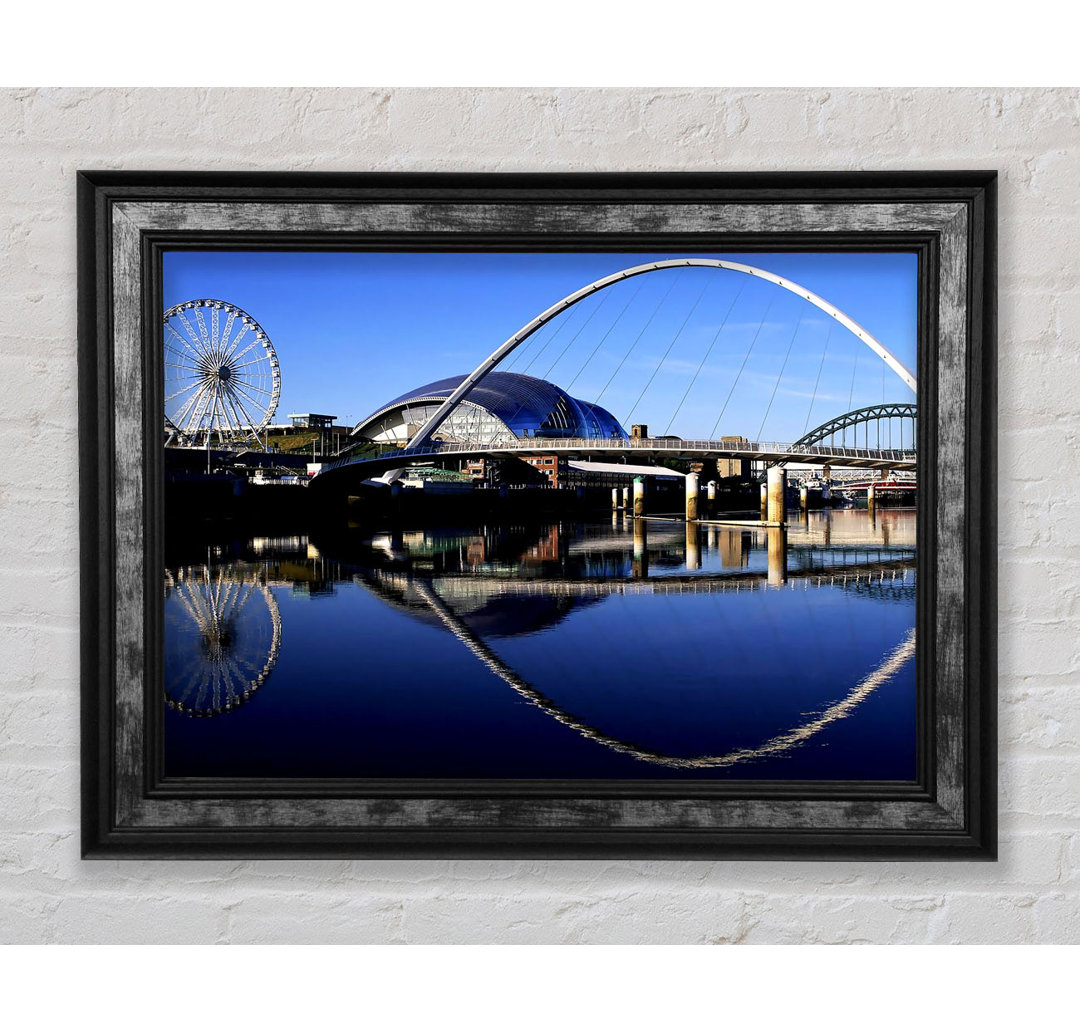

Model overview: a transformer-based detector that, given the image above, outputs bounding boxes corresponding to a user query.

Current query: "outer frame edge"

[80,170,997,860]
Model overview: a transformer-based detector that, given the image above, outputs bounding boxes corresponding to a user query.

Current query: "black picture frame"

[78,171,997,859]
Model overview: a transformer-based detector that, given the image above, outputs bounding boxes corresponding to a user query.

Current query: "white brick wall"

[1,87,1076,944]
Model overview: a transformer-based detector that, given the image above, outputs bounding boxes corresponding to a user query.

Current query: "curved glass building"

[352,371,627,445]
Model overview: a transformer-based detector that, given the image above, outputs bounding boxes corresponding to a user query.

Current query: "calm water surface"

[163,509,917,781]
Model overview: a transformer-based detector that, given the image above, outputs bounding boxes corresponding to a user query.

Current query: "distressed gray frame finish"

[81,174,996,858]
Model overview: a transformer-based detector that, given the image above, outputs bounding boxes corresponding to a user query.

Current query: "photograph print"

[161,248,919,784]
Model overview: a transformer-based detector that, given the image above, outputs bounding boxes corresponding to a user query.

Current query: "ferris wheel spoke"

[164,340,204,369]
[226,326,250,357]
[165,361,204,375]
[186,385,217,435]
[233,374,273,395]
[173,382,211,433]
[181,383,215,435]
[176,311,205,350]
[230,379,273,410]
[218,579,242,617]
[173,654,207,697]
[166,324,202,354]
[222,654,251,694]
[209,392,229,442]
[229,356,274,372]
[218,310,237,355]
[230,651,263,678]
[183,583,213,630]
[192,308,213,350]
[219,389,251,438]
[225,338,262,365]
[223,384,264,431]
[210,307,221,359]
[224,387,254,431]
[164,380,203,405]
[226,582,257,620]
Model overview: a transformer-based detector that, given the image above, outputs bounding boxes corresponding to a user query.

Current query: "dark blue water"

[163,510,917,781]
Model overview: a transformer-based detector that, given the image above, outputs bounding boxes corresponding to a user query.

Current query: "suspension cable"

[497,291,614,439]
[624,276,711,426]
[663,280,746,436]
[756,309,806,440]
[565,279,646,393]
[516,295,585,375]
[801,324,833,437]
[542,289,612,381]
[709,297,775,440]
[595,272,682,407]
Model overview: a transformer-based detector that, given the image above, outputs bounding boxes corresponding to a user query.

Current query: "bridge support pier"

[612,488,620,511]
[706,480,717,519]
[867,483,876,511]
[767,466,787,525]
[799,485,809,510]
[633,477,646,517]
[760,482,768,520]
[767,526,787,586]
[685,472,699,521]
[622,486,630,510]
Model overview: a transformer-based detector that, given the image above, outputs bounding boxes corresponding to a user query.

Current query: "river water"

[163,508,917,781]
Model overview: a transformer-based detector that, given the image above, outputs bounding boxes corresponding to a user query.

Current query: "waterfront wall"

[1,86,1077,944]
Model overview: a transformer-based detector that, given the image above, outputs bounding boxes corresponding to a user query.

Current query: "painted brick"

[0,86,1077,943]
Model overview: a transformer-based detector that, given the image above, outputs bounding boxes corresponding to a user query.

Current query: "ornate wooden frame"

[78,172,996,858]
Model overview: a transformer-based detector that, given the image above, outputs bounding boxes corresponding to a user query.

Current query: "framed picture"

[79,171,996,857]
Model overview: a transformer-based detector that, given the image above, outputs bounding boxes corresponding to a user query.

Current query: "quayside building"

[351,371,676,489]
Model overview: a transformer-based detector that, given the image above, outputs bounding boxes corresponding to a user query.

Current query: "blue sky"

[163,250,917,443]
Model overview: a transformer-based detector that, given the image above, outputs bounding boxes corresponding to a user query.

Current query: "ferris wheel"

[163,299,281,447]
[163,565,282,717]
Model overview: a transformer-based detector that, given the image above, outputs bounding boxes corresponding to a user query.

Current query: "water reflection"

[163,567,282,717]
[163,509,917,780]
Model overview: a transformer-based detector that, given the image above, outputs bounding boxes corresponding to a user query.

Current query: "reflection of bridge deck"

[364,555,915,600]
[317,435,916,482]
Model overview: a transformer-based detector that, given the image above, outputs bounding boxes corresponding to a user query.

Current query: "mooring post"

[633,476,646,517]
[622,485,630,510]
[612,487,620,511]
[706,480,717,519]
[767,466,787,525]
[799,485,809,510]
[685,471,699,522]
[760,481,768,521]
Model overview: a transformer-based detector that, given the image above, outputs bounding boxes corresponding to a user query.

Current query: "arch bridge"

[318,258,918,487]
[401,257,917,454]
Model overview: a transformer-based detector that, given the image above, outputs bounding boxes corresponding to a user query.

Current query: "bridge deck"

[318,436,917,480]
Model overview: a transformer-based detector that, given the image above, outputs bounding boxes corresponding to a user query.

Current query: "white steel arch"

[405,258,917,451]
